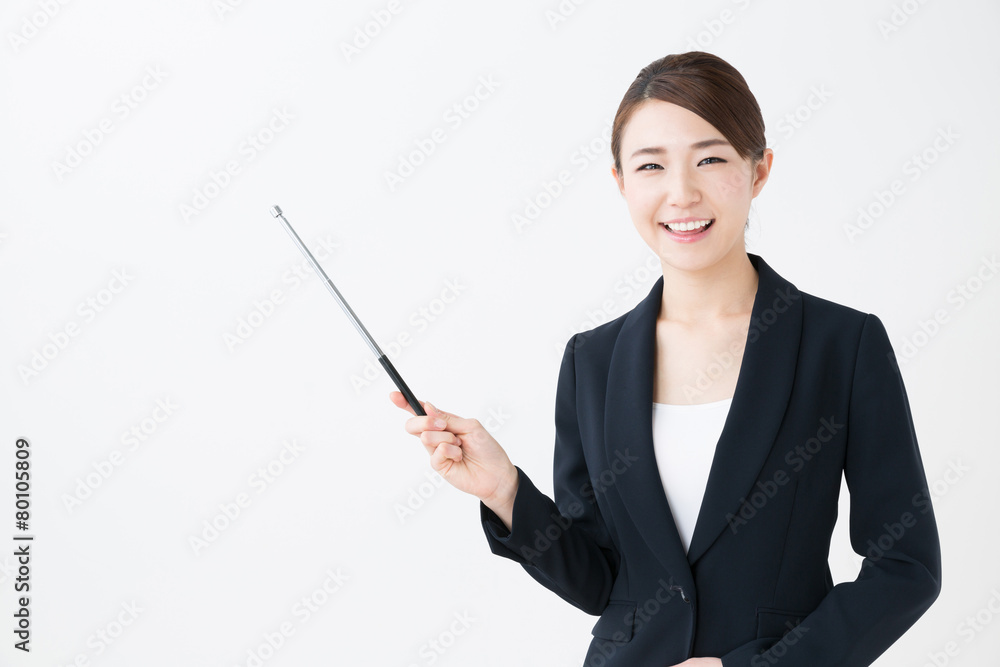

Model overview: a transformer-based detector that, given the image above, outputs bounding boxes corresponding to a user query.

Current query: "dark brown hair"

[611,51,766,178]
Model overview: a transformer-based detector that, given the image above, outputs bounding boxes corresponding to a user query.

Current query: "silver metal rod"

[269,205,384,359]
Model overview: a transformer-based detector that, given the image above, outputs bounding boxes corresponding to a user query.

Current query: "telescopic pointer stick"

[269,205,427,416]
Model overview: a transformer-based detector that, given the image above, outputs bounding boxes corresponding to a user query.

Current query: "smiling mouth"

[661,219,714,233]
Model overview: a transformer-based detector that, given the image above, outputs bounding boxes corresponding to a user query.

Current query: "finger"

[419,433,463,460]
[403,403,458,436]
[430,441,463,467]
[389,392,436,417]
[390,392,435,415]
[423,401,451,419]
[389,391,409,412]
[420,430,461,450]
[404,412,452,436]
[423,402,480,434]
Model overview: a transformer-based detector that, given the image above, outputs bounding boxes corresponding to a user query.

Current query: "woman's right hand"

[389,391,519,527]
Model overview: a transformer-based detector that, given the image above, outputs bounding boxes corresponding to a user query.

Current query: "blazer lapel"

[604,253,803,583]
[604,266,691,590]
[687,253,802,564]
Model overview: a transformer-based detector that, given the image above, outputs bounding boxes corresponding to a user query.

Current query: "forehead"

[621,99,724,149]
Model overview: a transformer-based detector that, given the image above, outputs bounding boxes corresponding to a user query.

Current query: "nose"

[662,164,700,208]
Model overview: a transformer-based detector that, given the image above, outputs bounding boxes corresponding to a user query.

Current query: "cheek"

[714,169,751,198]
[624,186,659,217]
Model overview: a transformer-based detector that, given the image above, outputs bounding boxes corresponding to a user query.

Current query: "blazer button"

[669,585,691,603]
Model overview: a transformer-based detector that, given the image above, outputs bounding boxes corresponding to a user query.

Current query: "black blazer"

[480,252,941,666]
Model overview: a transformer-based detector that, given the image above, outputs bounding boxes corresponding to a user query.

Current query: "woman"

[390,51,941,666]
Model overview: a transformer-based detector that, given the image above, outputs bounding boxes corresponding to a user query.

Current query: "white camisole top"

[651,396,733,554]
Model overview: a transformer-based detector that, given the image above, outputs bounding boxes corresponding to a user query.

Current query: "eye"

[637,163,662,171]
[699,157,725,165]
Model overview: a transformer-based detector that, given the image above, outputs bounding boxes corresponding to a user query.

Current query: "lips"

[661,219,714,234]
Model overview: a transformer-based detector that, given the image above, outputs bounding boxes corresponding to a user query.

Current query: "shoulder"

[755,252,873,337]
[561,308,630,362]
[795,287,898,370]
[799,289,869,328]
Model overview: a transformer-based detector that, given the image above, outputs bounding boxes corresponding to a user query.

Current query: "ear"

[611,164,625,197]
[750,148,774,198]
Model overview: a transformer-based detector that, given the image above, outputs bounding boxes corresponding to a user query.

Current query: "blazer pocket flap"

[755,606,809,639]
[591,601,637,643]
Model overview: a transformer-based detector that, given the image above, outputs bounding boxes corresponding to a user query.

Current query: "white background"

[2,0,998,665]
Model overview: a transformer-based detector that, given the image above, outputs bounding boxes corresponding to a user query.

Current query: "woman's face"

[612,99,772,274]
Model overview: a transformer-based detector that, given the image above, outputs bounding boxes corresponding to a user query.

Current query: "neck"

[659,249,759,324]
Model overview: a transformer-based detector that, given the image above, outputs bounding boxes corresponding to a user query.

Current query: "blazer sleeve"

[479,332,620,615]
[721,313,942,667]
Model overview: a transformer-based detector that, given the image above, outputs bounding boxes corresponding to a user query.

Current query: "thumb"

[424,402,467,430]
[424,401,448,419]
[423,402,479,436]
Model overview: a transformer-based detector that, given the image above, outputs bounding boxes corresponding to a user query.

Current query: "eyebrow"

[629,138,731,159]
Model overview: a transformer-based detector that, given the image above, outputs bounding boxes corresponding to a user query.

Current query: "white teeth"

[664,219,712,232]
